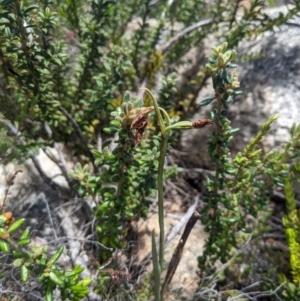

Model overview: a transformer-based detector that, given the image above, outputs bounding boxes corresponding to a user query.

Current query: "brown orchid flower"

[192,119,213,128]
[130,106,153,130]
[130,107,153,148]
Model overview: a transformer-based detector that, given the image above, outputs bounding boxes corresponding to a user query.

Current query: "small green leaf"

[232,90,242,96]
[45,285,53,301]
[103,62,111,71]
[200,97,214,106]
[208,58,217,64]
[8,218,25,233]
[105,158,117,165]
[288,282,296,293]
[103,127,118,134]
[21,265,30,282]
[0,215,9,227]
[0,239,10,253]
[73,290,90,298]
[19,227,30,241]
[0,18,10,24]
[0,228,7,236]
[49,271,64,286]
[110,120,121,127]
[31,245,48,258]
[13,258,23,267]
[13,250,23,258]
[225,74,232,84]
[70,284,87,292]
[18,227,30,245]
[222,92,229,101]
[48,246,64,265]
[226,63,238,68]
[18,238,31,246]
[110,111,120,117]
[23,5,39,14]
[228,128,240,134]
[64,265,85,277]
[225,168,237,174]
[133,98,142,108]
[79,277,91,287]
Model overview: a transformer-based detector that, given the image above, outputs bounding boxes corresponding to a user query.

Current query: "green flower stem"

[152,230,161,301]
[143,89,173,300]
[159,107,171,127]
[143,88,170,135]
[143,89,192,300]
[144,89,169,269]
[165,121,193,131]
[157,131,170,270]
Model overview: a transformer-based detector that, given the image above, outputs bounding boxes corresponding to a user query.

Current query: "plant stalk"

[142,88,173,300]
[157,132,169,269]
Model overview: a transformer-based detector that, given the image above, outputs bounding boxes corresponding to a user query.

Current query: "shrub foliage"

[0,0,300,300]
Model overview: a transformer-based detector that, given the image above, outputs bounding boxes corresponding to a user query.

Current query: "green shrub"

[0,186,91,300]
[1,0,300,300]
[194,44,300,300]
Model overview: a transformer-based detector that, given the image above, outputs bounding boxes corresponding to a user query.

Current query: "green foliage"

[0,0,300,300]
[276,127,300,299]
[196,43,300,294]
[283,177,300,278]
[0,212,91,300]
[0,0,298,260]
[70,92,159,259]
[0,0,298,162]
[69,88,201,263]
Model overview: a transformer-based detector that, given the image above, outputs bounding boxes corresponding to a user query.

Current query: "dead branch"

[161,211,200,295]
[158,19,213,54]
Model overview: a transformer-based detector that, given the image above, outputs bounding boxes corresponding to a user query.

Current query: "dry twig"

[161,211,200,296]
